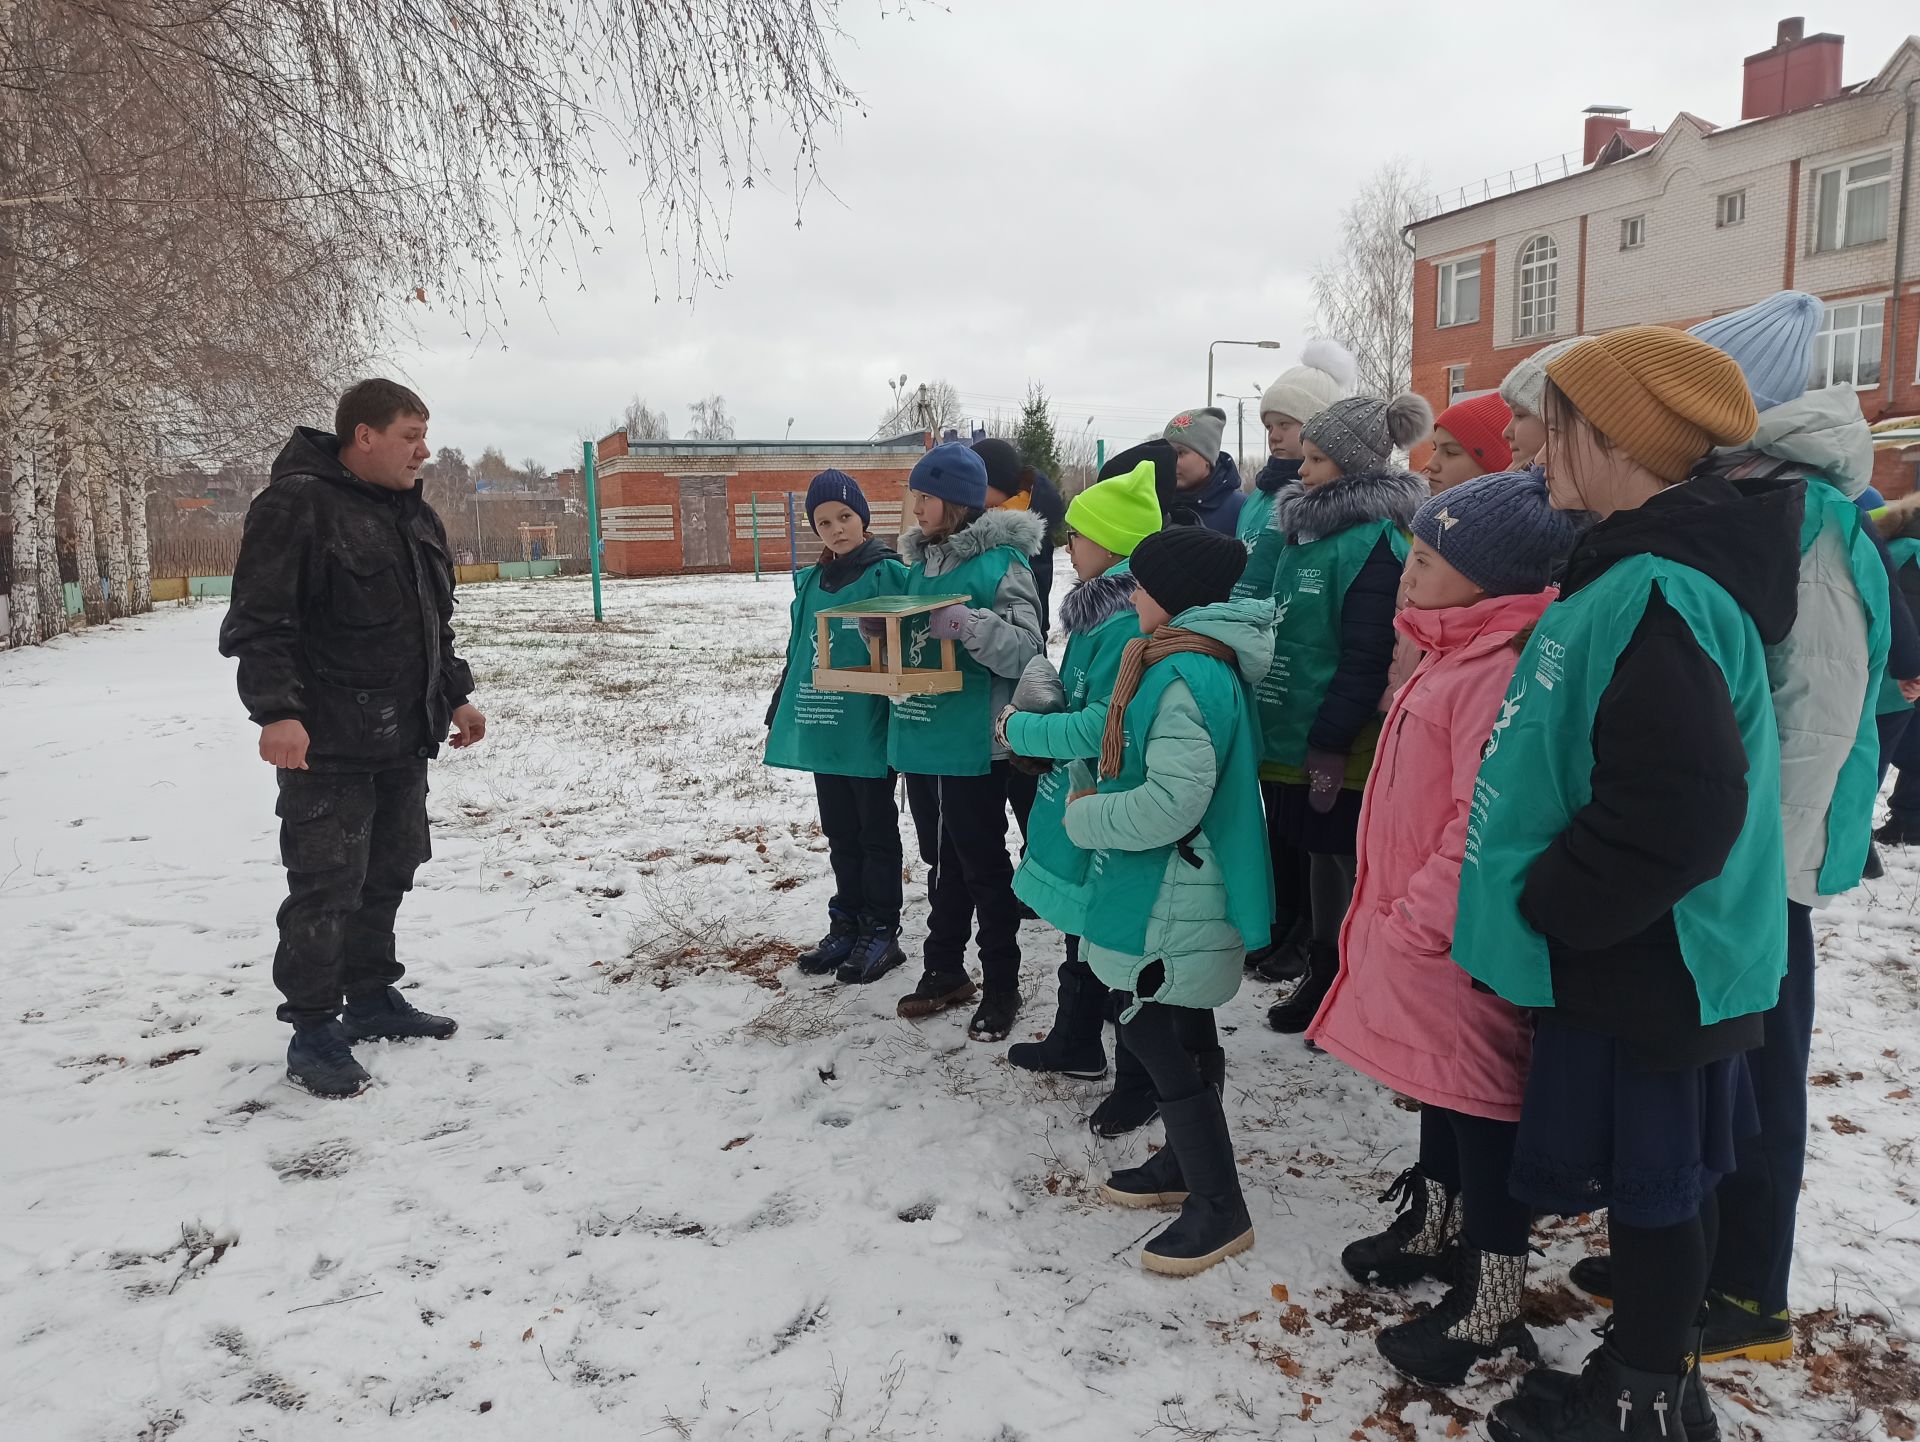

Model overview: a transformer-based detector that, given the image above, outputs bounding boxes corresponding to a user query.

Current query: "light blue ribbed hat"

[1688,291,1824,413]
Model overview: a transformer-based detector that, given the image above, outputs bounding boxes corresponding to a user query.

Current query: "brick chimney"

[1583,105,1631,165]
[1742,17,1845,121]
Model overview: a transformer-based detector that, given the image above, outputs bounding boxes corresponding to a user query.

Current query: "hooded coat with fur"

[1244,466,1428,775]
[900,507,1047,758]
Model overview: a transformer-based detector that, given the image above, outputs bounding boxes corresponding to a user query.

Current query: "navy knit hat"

[909,441,989,509]
[1411,470,1582,597]
[1130,526,1247,619]
[804,469,870,530]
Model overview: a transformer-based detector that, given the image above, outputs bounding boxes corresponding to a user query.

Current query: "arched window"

[1516,235,1558,339]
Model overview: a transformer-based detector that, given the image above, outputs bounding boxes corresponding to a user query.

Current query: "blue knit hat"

[1411,470,1582,597]
[1687,291,1824,413]
[804,469,869,530]
[909,442,988,509]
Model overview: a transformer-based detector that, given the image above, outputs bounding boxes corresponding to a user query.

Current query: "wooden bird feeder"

[811,594,970,698]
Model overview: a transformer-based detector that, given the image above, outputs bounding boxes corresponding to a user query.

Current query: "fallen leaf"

[469,1339,483,1350]
[1271,1283,1290,1303]
[1276,1355,1303,1377]
[722,1135,751,1151]
[1280,1303,1311,1335]
[1730,1394,1764,1415]
[1891,1088,1913,1101]
[1886,1412,1915,1442]
[1829,1115,1866,1136]
[1237,1310,1261,1324]
[1447,1421,1466,1438]
[521,1327,534,1342]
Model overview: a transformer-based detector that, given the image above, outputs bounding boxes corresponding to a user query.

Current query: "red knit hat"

[1434,392,1514,475]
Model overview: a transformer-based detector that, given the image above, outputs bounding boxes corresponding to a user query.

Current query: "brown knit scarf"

[1099,627,1239,779]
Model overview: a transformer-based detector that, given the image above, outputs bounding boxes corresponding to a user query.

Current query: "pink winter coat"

[1307,589,1550,1122]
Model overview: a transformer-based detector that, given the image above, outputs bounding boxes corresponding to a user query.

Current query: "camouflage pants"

[272,762,430,1026]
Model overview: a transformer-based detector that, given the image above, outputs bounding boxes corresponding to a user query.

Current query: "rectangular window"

[1810,299,1884,389]
[1436,256,1481,328]
[1447,366,1468,403]
[1717,190,1746,227]
[1620,215,1645,250]
[1812,155,1892,252]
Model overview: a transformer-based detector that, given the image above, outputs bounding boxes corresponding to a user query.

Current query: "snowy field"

[3,573,1918,1442]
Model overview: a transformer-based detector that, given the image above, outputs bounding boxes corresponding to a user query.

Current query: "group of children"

[761,295,1910,1440]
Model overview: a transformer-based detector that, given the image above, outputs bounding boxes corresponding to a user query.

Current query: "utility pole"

[1219,391,1263,474]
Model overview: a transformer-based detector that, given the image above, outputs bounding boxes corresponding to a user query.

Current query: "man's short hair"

[336,378,429,444]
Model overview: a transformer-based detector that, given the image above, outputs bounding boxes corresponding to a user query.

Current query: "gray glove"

[1010,655,1067,715]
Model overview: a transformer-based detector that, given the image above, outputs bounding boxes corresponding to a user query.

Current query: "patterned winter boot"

[1376,1248,1539,1387]
[1341,1167,1461,1286]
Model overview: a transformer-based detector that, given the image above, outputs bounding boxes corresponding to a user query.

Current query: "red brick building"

[592,433,929,577]
[1408,18,1920,495]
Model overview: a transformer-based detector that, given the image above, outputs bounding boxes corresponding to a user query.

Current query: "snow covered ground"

[3,574,1917,1442]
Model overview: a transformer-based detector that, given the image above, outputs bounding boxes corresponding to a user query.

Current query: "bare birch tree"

[1309,159,1425,400]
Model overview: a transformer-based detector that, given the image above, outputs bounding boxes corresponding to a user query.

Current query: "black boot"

[286,1020,373,1098]
[1568,1253,1613,1305]
[1089,1025,1159,1137]
[1874,816,1920,847]
[341,985,458,1042]
[1007,960,1109,1078]
[1099,1144,1187,1209]
[1341,1166,1460,1286]
[1521,1320,1720,1442]
[1567,1259,1789,1366]
[1863,842,1886,880]
[1266,941,1338,1033]
[1490,1343,1687,1441]
[1246,914,1310,979]
[967,989,1021,1043]
[1139,1089,1254,1276]
[1377,1248,1538,1386]
[797,909,858,976]
[835,922,907,985]
[895,968,978,1019]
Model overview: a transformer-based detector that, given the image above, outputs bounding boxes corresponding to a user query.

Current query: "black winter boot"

[797,910,858,976]
[1341,1167,1461,1286]
[1266,941,1338,1033]
[1522,1320,1720,1442]
[1100,1144,1188,1209]
[1246,914,1311,980]
[1139,1089,1254,1277]
[1376,1248,1539,1386]
[1089,1027,1159,1137]
[1490,1343,1688,1442]
[1875,816,1920,847]
[896,968,978,1019]
[1568,1253,1613,1305]
[287,1021,373,1098]
[1567,1259,1790,1365]
[1007,960,1108,1078]
[341,985,458,1042]
[835,923,907,985]
[967,989,1022,1043]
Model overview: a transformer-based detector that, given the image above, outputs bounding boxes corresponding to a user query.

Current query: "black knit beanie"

[1130,526,1246,620]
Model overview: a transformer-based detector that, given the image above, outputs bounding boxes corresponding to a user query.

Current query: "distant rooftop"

[618,437,927,455]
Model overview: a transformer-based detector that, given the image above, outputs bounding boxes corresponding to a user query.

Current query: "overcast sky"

[388,0,1918,470]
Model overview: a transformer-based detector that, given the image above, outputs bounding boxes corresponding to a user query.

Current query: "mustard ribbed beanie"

[1544,327,1758,483]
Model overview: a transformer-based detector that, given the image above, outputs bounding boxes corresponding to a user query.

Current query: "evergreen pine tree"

[1014,383,1063,480]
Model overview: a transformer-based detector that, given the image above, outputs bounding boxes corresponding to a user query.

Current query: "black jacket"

[219,427,474,770]
[764,537,902,726]
[1027,471,1067,634]
[1519,471,1805,1068]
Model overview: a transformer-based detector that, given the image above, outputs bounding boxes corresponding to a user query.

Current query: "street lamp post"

[1207,339,1283,408]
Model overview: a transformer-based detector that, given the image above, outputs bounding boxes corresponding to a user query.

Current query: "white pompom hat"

[1259,338,1358,425]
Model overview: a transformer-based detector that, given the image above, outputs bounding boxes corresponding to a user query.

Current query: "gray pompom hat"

[1300,393,1434,477]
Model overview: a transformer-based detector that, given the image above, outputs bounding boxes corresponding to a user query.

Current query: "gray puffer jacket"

[1708,387,1878,907]
[900,508,1047,759]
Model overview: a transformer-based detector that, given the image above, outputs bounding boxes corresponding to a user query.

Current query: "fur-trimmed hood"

[900,507,1047,569]
[1059,568,1135,635]
[1268,467,1427,543]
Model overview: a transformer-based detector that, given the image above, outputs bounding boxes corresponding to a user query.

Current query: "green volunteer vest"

[1236,489,1277,546]
[1014,566,1140,934]
[1787,484,1891,895]
[1250,518,1408,768]
[1876,538,1920,715]
[886,543,1024,778]
[1453,555,1786,1025]
[1078,652,1274,1006]
[763,555,909,778]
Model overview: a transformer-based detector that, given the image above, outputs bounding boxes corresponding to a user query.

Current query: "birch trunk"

[8,302,47,648]
[126,437,153,615]
[62,377,107,626]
